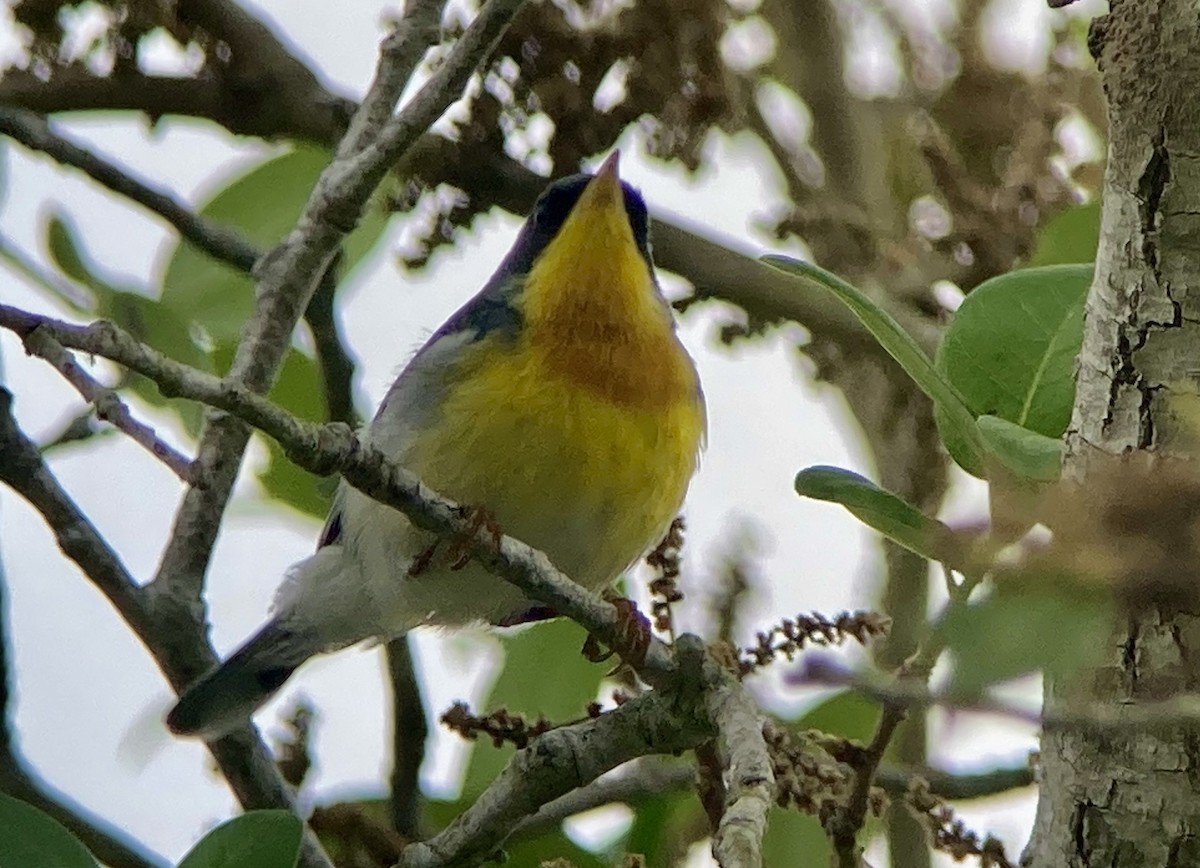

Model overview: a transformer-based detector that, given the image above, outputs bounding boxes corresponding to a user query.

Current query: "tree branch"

[399,639,718,868]
[0,304,774,864]
[386,637,428,837]
[147,0,451,605]
[875,762,1034,801]
[0,108,259,272]
[707,671,773,867]
[0,0,358,145]
[0,549,167,868]
[829,703,905,867]
[511,757,695,836]
[18,326,195,482]
[0,388,334,868]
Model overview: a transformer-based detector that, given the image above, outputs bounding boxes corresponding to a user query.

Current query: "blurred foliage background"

[0,0,1108,865]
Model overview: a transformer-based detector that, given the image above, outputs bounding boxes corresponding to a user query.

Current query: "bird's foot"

[582,596,652,668]
[447,505,503,571]
[408,541,439,577]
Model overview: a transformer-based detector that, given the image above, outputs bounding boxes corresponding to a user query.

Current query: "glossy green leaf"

[795,466,966,567]
[977,415,1063,482]
[177,811,302,868]
[1028,203,1100,267]
[462,619,606,798]
[935,264,1090,477]
[763,255,985,475]
[937,578,1113,696]
[0,794,98,868]
[160,145,390,344]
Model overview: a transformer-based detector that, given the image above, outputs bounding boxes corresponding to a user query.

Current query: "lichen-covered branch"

[18,326,195,482]
[147,0,461,606]
[0,303,776,865]
[706,671,773,867]
[0,387,332,868]
[0,303,678,678]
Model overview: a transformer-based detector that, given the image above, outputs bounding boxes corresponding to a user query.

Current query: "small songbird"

[167,152,706,739]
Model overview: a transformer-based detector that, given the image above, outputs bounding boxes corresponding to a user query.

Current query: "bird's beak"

[578,150,623,212]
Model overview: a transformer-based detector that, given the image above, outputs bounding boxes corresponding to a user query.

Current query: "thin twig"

[0,389,154,634]
[794,655,1038,723]
[20,327,195,482]
[874,762,1034,801]
[386,638,428,838]
[0,388,329,867]
[829,703,905,867]
[398,638,717,868]
[0,566,167,868]
[0,109,260,273]
[797,653,1200,733]
[511,757,695,837]
[0,304,678,682]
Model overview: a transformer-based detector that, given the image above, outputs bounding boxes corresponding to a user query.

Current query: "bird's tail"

[166,619,322,739]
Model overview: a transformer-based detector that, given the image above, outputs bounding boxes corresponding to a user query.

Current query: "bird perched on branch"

[167,151,706,739]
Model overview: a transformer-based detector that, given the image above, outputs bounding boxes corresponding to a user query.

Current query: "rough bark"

[1027,2,1200,865]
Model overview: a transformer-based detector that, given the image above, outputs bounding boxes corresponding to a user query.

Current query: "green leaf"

[762,808,831,867]
[937,578,1113,696]
[0,794,98,868]
[160,145,390,345]
[45,212,124,298]
[789,689,880,742]
[177,811,302,868]
[255,347,333,516]
[935,264,1090,477]
[762,692,886,865]
[622,788,703,865]
[763,255,986,475]
[977,415,1063,482]
[43,212,213,433]
[1028,204,1100,267]
[795,466,966,567]
[462,620,607,798]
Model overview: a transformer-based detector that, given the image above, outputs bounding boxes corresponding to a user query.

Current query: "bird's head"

[508,152,667,336]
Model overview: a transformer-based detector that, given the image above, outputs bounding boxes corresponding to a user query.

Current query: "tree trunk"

[1027,2,1200,864]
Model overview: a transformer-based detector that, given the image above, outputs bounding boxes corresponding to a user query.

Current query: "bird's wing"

[315,272,524,549]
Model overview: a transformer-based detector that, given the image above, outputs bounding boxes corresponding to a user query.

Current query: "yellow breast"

[406,326,704,590]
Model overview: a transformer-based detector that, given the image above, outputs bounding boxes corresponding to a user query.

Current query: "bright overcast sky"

[0,0,1069,862]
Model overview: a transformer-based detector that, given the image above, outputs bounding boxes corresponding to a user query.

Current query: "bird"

[166,151,706,739]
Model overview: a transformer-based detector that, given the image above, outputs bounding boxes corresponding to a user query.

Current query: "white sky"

[0,0,1089,862]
